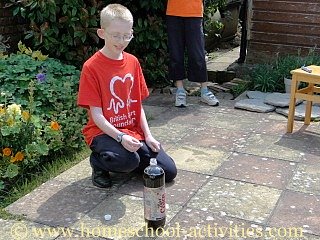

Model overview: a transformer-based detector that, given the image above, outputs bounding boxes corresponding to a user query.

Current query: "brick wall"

[0,0,28,52]
[246,0,320,63]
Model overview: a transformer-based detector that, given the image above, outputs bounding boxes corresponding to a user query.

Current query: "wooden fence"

[246,0,320,63]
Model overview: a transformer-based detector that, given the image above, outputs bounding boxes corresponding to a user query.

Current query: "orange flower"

[2,148,12,156]
[15,151,24,161]
[50,121,60,131]
[22,111,30,121]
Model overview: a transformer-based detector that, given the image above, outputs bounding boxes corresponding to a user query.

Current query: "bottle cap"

[150,158,157,165]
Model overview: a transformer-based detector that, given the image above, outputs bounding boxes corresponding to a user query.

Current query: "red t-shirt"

[77,51,149,146]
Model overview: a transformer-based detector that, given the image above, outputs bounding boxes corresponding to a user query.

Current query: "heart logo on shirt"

[107,73,137,114]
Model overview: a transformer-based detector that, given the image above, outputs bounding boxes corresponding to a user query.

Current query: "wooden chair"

[287,65,320,133]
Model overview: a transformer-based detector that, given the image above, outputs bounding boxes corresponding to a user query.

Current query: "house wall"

[246,0,320,63]
[0,1,27,52]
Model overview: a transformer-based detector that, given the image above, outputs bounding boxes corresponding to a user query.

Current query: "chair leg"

[304,101,312,125]
[287,77,298,133]
[287,99,296,133]
[304,83,314,125]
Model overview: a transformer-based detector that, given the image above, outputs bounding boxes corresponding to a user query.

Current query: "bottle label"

[143,186,166,220]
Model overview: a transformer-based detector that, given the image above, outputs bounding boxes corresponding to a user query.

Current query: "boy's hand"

[145,135,161,153]
[121,134,143,152]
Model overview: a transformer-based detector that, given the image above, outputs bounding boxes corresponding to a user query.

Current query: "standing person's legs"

[167,16,187,107]
[167,16,186,85]
[135,142,177,182]
[185,17,219,106]
[185,17,207,83]
[89,134,141,187]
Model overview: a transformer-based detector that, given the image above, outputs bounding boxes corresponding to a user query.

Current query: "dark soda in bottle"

[143,158,166,229]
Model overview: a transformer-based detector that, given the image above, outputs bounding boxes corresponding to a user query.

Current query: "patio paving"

[2,92,320,240]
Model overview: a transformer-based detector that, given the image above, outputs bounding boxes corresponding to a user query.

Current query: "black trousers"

[166,16,208,83]
[89,134,177,182]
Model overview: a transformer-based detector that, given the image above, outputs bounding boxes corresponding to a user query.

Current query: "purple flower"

[36,73,46,83]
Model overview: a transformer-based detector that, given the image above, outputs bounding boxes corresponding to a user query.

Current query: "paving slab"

[182,126,250,151]
[167,146,230,175]
[70,193,181,240]
[0,219,59,240]
[117,170,209,206]
[5,180,109,227]
[287,163,320,195]
[187,177,282,224]
[268,190,320,236]
[236,134,306,162]
[2,89,320,240]
[215,152,297,189]
[166,208,264,239]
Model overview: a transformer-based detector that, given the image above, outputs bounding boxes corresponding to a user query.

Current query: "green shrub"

[204,0,226,35]
[0,90,63,189]
[0,42,86,193]
[0,42,86,150]
[250,64,283,93]
[0,35,10,56]
[249,49,320,92]
[7,0,170,87]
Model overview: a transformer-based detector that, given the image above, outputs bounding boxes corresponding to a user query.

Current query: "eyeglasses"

[106,32,134,42]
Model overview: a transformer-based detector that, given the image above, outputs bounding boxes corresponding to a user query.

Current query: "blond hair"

[100,4,133,28]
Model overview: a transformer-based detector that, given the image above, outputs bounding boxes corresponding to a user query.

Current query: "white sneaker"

[201,91,219,106]
[175,91,187,107]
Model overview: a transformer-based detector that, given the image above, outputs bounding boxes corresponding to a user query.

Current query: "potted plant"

[275,49,320,93]
[274,54,302,93]
[204,0,227,50]
[219,0,242,41]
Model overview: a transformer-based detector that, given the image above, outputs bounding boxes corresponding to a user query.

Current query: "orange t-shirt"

[77,51,149,146]
[166,0,203,17]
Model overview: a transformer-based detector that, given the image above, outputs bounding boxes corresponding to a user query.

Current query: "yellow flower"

[18,41,26,53]
[10,156,18,163]
[15,151,24,161]
[7,103,21,116]
[3,147,12,156]
[50,121,60,131]
[7,117,14,126]
[32,50,48,61]
[0,106,5,115]
[22,111,30,121]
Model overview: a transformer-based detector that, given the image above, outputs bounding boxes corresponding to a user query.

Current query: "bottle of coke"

[143,158,166,229]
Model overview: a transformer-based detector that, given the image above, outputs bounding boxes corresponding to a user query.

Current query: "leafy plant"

[0,35,10,58]
[250,64,282,92]
[6,0,100,65]
[6,0,170,87]
[248,48,320,93]
[0,42,87,194]
[204,0,227,50]
[0,85,63,191]
[274,53,303,80]
[0,42,86,150]
[204,0,226,32]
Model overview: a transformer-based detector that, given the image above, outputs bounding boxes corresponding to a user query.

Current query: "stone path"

[1,93,320,240]
[235,91,320,120]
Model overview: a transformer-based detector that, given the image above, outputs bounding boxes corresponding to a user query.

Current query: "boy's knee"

[99,151,140,173]
[124,152,140,172]
[165,167,177,183]
[116,152,140,172]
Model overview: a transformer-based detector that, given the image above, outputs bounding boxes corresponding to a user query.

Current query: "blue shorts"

[166,16,208,83]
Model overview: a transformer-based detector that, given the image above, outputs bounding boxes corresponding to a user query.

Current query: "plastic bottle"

[143,158,166,229]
